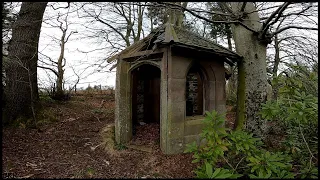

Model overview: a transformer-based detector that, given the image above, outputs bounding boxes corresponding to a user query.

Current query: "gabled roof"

[107,23,241,64]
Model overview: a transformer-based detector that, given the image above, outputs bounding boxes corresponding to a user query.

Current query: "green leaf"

[215,173,233,179]
[283,172,295,178]
[192,159,200,163]
[244,143,249,150]
[258,169,264,177]
[265,171,272,178]
[272,162,287,168]
[205,163,213,178]
[251,165,259,173]
[211,168,221,178]
[230,174,243,178]
[249,174,258,178]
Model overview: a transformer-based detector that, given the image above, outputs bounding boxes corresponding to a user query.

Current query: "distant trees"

[3,2,47,124]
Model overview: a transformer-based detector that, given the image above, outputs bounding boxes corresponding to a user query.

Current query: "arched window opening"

[186,66,204,116]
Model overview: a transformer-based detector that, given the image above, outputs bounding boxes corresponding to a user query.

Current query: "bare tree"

[38,4,77,100]
[78,2,146,48]
[65,2,153,74]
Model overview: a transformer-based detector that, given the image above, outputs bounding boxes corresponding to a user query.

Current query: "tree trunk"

[176,2,188,27]
[56,29,66,98]
[230,2,268,137]
[4,2,47,124]
[168,2,187,27]
[225,23,237,106]
[235,60,245,130]
[272,34,280,100]
[134,4,143,42]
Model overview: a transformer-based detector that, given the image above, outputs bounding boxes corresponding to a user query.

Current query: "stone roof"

[107,23,241,63]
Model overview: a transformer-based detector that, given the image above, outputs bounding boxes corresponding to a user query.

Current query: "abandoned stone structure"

[108,23,241,154]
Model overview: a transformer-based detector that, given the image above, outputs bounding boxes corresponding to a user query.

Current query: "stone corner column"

[115,59,131,144]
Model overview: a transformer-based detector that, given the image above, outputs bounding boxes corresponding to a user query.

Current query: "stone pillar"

[166,53,192,154]
[167,78,186,153]
[160,48,169,153]
[115,59,131,144]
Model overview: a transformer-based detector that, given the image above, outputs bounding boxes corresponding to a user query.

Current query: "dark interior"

[186,65,204,116]
[131,64,161,128]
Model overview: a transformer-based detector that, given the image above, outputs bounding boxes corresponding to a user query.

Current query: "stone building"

[107,23,241,154]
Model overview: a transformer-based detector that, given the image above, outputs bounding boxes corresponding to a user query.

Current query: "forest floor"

[2,92,236,179]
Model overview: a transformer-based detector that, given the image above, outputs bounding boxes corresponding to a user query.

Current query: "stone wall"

[165,49,226,154]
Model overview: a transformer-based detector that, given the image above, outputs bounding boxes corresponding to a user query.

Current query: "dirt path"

[2,95,197,178]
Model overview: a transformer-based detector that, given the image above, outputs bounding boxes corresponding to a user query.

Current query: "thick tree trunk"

[4,2,47,124]
[230,3,268,137]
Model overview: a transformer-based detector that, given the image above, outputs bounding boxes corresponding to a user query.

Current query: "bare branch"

[240,2,247,12]
[38,65,59,76]
[50,2,70,10]
[39,52,58,64]
[157,2,257,33]
[262,2,291,34]
[64,31,78,43]
[272,26,318,36]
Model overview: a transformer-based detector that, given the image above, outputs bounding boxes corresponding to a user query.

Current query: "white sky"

[38,2,117,90]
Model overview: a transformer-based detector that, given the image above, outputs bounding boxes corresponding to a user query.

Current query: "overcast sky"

[38,2,118,90]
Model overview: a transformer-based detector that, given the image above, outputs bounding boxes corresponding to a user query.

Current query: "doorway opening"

[131,64,160,147]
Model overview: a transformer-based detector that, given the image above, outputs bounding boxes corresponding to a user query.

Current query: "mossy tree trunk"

[230,2,268,137]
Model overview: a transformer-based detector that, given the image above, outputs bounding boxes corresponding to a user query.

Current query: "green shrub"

[247,151,294,178]
[184,111,230,166]
[185,110,300,179]
[261,67,318,178]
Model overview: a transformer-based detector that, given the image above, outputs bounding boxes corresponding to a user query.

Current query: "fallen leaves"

[2,95,197,178]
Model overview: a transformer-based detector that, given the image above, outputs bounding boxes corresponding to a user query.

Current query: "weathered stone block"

[184,117,204,136]
[208,81,216,100]
[167,137,184,154]
[171,56,192,79]
[208,100,216,111]
[185,123,204,136]
[168,122,184,138]
[215,81,226,102]
[184,134,201,146]
[168,78,186,102]
[169,101,185,123]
